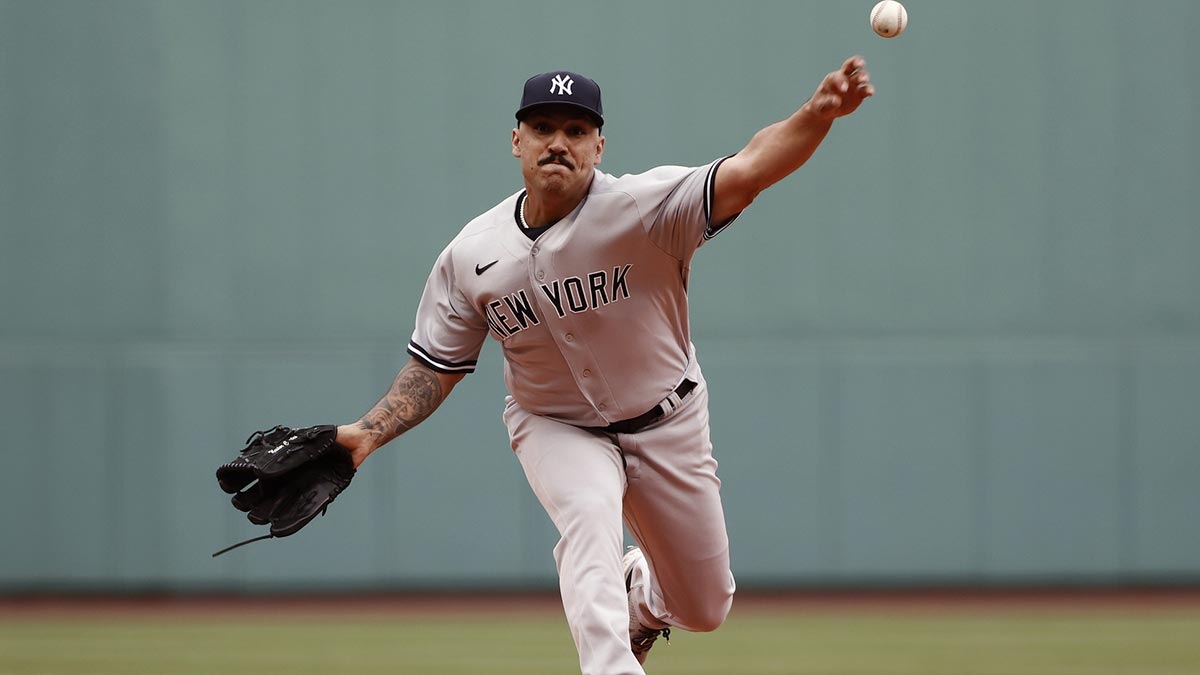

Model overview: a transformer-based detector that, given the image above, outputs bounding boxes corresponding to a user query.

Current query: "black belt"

[592,379,697,435]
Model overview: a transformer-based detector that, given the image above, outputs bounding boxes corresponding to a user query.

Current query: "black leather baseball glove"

[213,424,356,556]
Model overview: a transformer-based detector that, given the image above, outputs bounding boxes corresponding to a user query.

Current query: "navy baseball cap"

[516,70,604,128]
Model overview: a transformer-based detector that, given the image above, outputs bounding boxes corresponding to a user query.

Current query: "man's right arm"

[336,357,466,467]
[709,56,874,226]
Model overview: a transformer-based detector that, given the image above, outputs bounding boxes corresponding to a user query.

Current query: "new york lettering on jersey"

[484,264,633,340]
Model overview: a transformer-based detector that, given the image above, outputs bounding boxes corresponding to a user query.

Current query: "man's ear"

[594,135,605,165]
[512,128,522,158]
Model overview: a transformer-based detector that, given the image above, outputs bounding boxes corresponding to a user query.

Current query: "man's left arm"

[710,56,874,225]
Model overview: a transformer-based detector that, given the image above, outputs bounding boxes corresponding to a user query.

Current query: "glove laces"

[211,534,275,557]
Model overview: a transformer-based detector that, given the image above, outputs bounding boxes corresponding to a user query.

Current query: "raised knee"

[678,588,733,633]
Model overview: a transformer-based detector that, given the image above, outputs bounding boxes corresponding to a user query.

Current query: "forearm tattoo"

[356,362,444,445]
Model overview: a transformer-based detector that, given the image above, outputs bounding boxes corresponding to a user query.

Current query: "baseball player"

[334,57,874,674]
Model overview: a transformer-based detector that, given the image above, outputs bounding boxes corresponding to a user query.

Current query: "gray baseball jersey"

[407,158,736,427]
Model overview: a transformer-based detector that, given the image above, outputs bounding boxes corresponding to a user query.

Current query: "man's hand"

[804,56,874,121]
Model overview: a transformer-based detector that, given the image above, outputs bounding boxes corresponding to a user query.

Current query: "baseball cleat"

[623,546,671,664]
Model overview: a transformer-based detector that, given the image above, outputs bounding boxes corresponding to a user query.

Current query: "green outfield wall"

[1,0,1197,591]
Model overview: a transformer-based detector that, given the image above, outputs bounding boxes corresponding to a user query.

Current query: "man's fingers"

[812,56,874,117]
[826,72,849,94]
[843,55,867,76]
[829,56,869,95]
[841,56,873,98]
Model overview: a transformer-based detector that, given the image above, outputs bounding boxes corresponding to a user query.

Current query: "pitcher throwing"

[335,57,874,674]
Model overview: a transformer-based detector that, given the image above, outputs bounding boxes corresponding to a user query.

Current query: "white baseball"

[871,0,908,38]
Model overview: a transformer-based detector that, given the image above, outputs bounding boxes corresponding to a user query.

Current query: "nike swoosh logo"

[475,260,500,275]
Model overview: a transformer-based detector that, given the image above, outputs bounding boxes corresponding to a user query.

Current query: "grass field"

[2,595,1199,675]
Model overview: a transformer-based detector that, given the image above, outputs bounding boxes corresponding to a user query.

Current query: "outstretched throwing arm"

[710,56,874,225]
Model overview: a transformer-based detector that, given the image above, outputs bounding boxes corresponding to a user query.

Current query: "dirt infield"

[4,587,1199,619]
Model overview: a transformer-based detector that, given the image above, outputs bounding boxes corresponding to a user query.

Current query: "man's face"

[512,106,605,196]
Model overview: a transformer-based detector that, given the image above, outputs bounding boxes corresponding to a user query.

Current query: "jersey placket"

[527,233,623,424]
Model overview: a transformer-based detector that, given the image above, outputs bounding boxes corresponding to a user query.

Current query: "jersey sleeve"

[636,156,740,259]
[407,243,488,374]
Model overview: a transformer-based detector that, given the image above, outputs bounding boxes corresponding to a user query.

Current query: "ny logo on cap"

[549,74,574,96]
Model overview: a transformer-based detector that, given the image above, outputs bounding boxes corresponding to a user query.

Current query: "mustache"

[538,153,574,170]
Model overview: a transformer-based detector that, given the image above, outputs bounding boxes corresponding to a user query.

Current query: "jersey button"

[598,403,607,411]
[531,246,540,255]
[564,333,574,342]
[536,271,545,281]
[582,369,591,378]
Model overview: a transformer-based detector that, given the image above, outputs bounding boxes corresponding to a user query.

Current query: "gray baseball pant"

[504,377,735,675]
